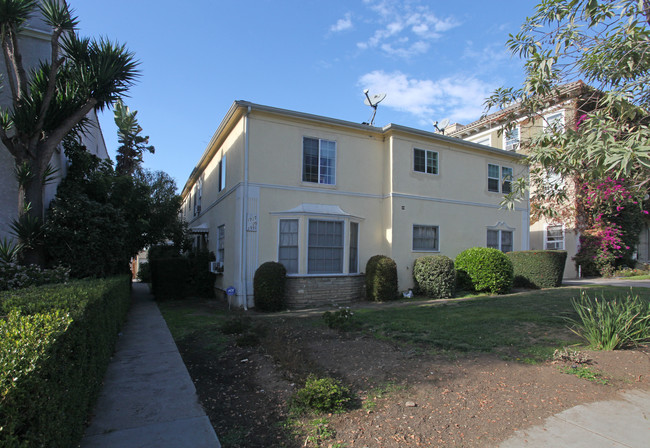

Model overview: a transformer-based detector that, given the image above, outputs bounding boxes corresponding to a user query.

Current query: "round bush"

[413,255,456,298]
[253,261,287,312]
[365,255,398,301]
[455,247,513,294]
[507,250,567,288]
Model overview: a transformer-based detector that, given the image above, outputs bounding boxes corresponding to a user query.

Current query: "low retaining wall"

[285,275,365,309]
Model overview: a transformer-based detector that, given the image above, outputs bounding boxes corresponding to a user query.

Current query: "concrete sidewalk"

[81,282,220,448]
[499,389,650,447]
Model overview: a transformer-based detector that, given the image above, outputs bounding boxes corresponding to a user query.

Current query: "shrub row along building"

[181,101,528,308]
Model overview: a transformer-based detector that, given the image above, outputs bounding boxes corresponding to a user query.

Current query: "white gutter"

[239,106,251,310]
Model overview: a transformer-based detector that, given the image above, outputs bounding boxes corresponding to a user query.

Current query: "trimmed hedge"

[413,255,456,298]
[150,257,190,300]
[0,276,131,447]
[365,255,398,301]
[455,247,514,294]
[253,262,287,312]
[507,250,567,288]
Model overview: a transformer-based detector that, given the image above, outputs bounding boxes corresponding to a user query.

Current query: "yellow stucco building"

[181,101,528,308]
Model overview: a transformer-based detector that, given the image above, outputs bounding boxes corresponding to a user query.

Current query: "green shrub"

[253,262,287,312]
[365,255,398,301]
[322,307,358,331]
[0,276,131,447]
[150,257,191,300]
[291,375,352,414]
[0,263,69,291]
[186,249,217,298]
[136,261,151,283]
[455,247,513,294]
[413,255,456,298]
[507,250,567,288]
[567,291,650,350]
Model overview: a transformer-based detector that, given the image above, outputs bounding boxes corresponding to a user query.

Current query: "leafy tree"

[114,99,154,175]
[0,0,138,263]
[44,138,184,278]
[486,0,650,212]
[485,0,650,273]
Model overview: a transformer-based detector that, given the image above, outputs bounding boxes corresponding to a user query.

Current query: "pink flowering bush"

[575,178,647,276]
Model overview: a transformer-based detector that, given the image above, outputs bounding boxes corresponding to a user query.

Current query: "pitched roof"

[448,81,593,138]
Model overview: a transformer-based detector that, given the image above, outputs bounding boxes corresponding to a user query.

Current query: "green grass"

[158,299,229,352]
[352,286,650,358]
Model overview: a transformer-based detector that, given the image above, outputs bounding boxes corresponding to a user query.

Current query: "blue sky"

[73,0,535,192]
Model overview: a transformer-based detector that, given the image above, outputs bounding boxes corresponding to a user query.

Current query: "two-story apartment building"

[181,101,528,309]
[448,81,599,278]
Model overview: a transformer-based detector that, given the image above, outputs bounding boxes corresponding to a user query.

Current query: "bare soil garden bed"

[169,295,650,448]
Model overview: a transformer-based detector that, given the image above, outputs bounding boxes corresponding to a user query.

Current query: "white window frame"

[543,110,565,134]
[217,225,225,265]
[278,219,299,274]
[545,224,565,250]
[413,148,439,175]
[472,135,492,146]
[487,229,514,253]
[412,224,440,252]
[218,154,226,192]
[302,137,337,186]
[488,163,513,194]
[503,126,520,151]
[307,219,344,274]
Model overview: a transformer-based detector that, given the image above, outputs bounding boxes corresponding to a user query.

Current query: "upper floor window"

[545,224,565,250]
[504,126,520,151]
[303,137,336,185]
[218,154,226,192]
[414,148,438,175]
[488,164,513,194]
[473,135,491,146]
[413,225,439,251]
[544,110,565,134]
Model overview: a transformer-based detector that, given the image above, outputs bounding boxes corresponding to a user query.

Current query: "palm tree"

[0,0,139,264]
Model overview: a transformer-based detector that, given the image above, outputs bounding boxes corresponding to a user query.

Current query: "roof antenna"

[362,89,386,126]
[433,118,450,135]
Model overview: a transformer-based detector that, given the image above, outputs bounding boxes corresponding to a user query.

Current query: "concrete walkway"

[80,283,220,448]
[499,389,650,447]
[500,276,650,448]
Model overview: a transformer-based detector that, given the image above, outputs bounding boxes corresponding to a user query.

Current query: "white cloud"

[330,13,353,32]
[357,1,460,58]
[358,70,495,123]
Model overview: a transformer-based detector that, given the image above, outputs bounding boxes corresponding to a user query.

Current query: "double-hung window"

[308,220,344,274]
[487,229,513,253]
[303,137,336,185]
[544,111,565,134]
[488,164,513,194]
[413,148,438,175]
[278,219,299,274]
[413,225,439,251]
[217,225,225,266]
[546,225,565,250]
[218,155,226,192]
[349,222,359,274]
[504,127,520,151]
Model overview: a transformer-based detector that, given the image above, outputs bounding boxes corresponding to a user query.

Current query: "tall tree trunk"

[20,163,46,266]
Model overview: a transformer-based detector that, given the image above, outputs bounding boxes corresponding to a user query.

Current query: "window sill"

[301,181,337,190]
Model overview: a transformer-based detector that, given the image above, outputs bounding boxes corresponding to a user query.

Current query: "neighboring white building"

[448,81,598,278]
[0,4,109,242]
[181,101,529,309]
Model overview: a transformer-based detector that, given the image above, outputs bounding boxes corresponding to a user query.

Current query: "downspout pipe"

[240,106,251,310]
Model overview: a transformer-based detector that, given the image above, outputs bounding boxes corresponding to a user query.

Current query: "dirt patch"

[176,311,650,448]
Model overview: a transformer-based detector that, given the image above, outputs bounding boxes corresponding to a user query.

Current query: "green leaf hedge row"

[0,276,131,447]
[507,250,567,289]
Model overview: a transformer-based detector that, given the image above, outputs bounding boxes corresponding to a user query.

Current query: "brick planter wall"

[285,275,365,309]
